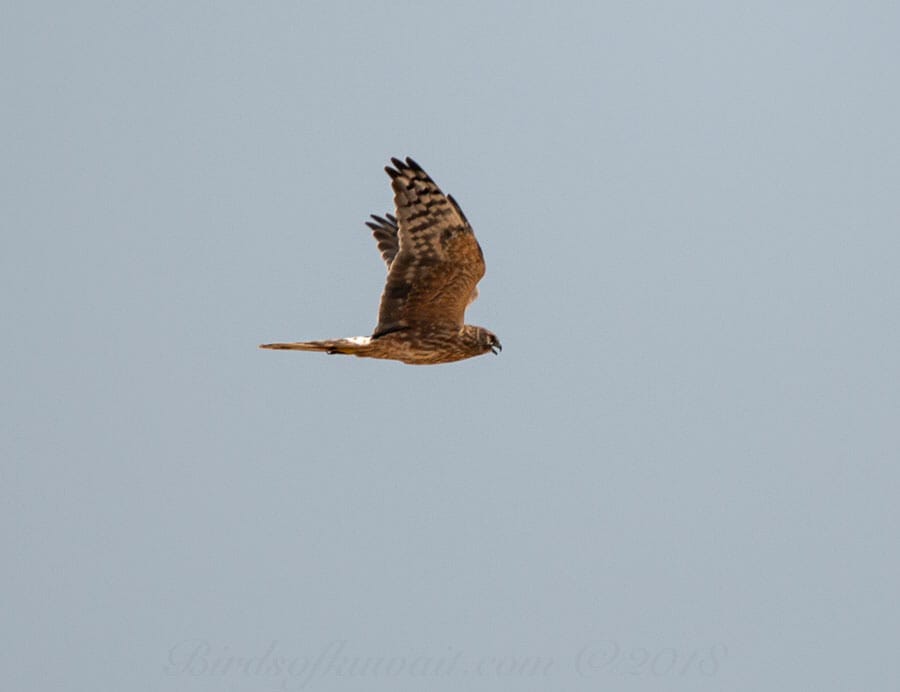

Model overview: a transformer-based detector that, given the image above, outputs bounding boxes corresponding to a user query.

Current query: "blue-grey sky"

[4,2,899,691]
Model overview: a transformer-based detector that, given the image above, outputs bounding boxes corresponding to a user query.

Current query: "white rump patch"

[345,336,372,346]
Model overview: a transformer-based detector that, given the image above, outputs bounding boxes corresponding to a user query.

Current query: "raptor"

[260,157,500,365]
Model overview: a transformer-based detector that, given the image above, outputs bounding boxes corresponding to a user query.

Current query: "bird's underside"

[260,157,501,365]
[260,326,498,366]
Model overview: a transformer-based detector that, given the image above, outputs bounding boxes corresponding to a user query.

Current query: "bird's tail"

[259,336,372,356]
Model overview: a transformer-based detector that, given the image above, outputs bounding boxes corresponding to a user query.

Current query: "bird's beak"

[491,343,502,355]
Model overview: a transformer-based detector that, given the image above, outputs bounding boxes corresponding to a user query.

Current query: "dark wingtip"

[390,156,406,170]
[405,157,422,171]
[369,213,397,229]
[366,214,397,231]
[447,194,470,224]
[385,165,400,179]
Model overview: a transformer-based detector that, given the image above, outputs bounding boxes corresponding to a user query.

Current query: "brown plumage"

[260,157,501,365]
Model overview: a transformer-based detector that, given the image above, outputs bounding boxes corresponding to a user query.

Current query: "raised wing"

[373,157,485,337]
[365,213,399,269]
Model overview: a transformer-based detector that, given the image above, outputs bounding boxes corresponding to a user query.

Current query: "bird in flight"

[260,157,501,365]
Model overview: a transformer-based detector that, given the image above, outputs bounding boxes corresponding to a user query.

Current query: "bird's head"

[470,326,502,356]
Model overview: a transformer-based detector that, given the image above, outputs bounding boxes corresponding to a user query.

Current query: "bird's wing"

[373,157,485,337]
[365,213,400,269]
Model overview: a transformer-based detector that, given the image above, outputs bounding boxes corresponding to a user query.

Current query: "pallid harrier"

[260,157,501,365]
